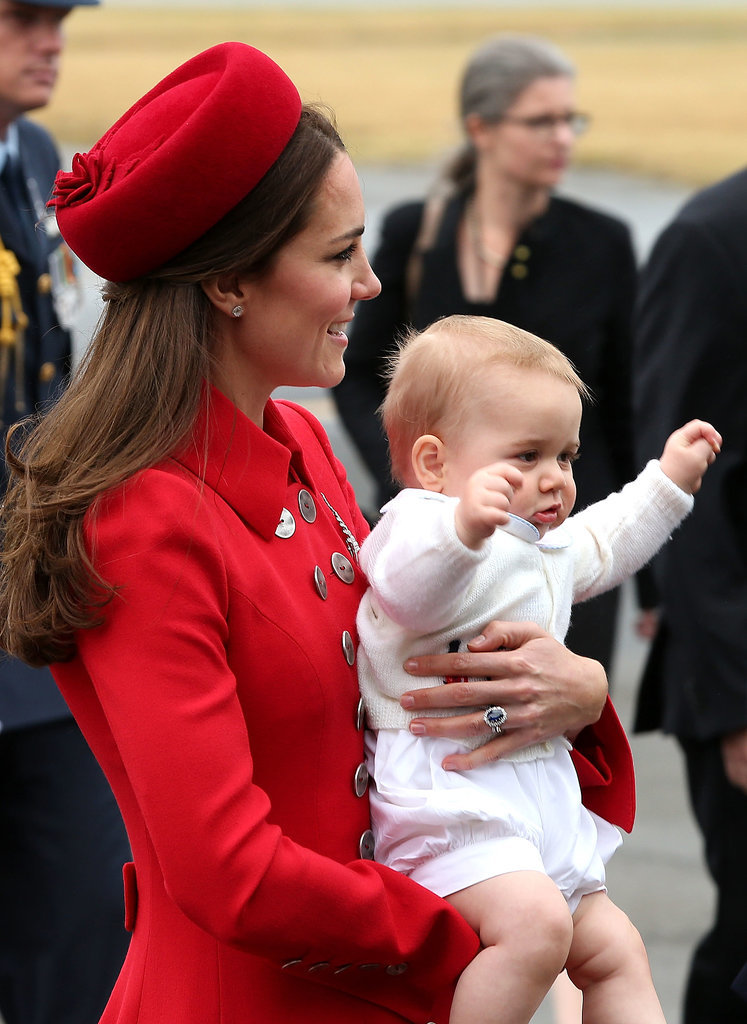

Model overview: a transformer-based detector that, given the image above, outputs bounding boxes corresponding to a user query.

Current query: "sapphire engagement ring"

[483,705,508,734]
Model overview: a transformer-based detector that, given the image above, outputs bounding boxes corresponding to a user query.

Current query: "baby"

[356,314,720,1024]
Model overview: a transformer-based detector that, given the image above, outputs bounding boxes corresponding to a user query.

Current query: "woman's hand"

[400,620,608,771]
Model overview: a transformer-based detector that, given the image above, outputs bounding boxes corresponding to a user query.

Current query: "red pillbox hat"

[50,42,302,282]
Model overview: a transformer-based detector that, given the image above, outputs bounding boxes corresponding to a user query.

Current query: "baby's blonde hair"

[382,314,590,486]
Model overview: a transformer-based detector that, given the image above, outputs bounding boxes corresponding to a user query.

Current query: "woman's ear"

[464,112,486,143]
[464,113,495,153]
[411,434,447,492]
[201,274,247,317]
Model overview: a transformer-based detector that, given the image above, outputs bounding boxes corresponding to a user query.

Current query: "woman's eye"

[335,243,357,262]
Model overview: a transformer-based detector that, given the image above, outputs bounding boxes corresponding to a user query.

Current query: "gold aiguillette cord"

[0,231,28,426]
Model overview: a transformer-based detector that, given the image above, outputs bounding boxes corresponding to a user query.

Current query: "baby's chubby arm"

[659,420,722,495]
[455,463,524,549]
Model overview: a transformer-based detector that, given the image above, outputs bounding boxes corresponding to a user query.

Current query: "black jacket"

[634,167,747,741]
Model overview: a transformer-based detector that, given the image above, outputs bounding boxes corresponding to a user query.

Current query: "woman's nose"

[354,253,381,302]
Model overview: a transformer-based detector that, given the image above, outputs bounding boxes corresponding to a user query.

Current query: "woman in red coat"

[0,42,627,1024]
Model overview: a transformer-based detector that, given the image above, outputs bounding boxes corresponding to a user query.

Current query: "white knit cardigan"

[357,460,693,736]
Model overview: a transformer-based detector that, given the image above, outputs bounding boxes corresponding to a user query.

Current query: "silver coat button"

[341,630,355,666]
[355,696,366,731]
[313,566,328,600]
[298,489,317,523]
[275,508,296,539]
[359,829,375,860]
[331,551,355,584]
[353,762,369,798]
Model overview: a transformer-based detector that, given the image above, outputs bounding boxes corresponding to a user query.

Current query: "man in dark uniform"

[634,166,747,1024]
[0,2,130,1022]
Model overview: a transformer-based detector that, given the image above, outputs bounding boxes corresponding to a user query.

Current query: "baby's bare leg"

[550,970,583,1024]
[446,871,573,1024]
[566,891,666,1023]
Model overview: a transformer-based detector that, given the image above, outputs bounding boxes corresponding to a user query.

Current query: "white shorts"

[365,730,622,915]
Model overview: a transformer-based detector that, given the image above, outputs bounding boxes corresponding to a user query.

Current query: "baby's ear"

[411,435,446,492]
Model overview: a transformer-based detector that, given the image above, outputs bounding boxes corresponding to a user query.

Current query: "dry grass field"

[33,5,747,187]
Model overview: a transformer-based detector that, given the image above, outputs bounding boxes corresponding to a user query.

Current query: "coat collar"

[173,384,313,541]
[501,512,573,550]
[0,120,45,263]
[501,512,540,543]
[0,122,20,173]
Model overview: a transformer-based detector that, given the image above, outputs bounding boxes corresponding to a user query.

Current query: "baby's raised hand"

[455,463,523,549]
[659,420,722,495]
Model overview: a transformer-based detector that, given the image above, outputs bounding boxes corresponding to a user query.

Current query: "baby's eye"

[559,451,580,465]
[517,451,538,463]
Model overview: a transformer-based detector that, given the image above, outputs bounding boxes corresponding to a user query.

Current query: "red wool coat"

[53,386,634,1024]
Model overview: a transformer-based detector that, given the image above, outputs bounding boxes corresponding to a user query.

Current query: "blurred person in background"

[634,166,747,1024]
[0,2,130,1022]
[333,34,640,682]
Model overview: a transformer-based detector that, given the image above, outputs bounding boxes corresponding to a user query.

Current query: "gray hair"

[440,35,575,192]
[460,34,575,124]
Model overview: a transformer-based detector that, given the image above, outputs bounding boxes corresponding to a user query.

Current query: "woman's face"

[213,151,380,423]
[473,75,579,190]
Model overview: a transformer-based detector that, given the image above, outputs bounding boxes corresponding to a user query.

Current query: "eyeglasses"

[500,112,591,138]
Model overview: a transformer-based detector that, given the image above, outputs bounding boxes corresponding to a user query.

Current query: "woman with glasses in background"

[334,34,640,688]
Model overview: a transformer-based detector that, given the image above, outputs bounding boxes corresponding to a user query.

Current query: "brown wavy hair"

[0,104,345,667]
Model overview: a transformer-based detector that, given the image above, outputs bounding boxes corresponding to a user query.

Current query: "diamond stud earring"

[231,305,244,318]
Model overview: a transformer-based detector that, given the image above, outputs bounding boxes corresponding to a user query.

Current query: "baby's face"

[440,366,582,537]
